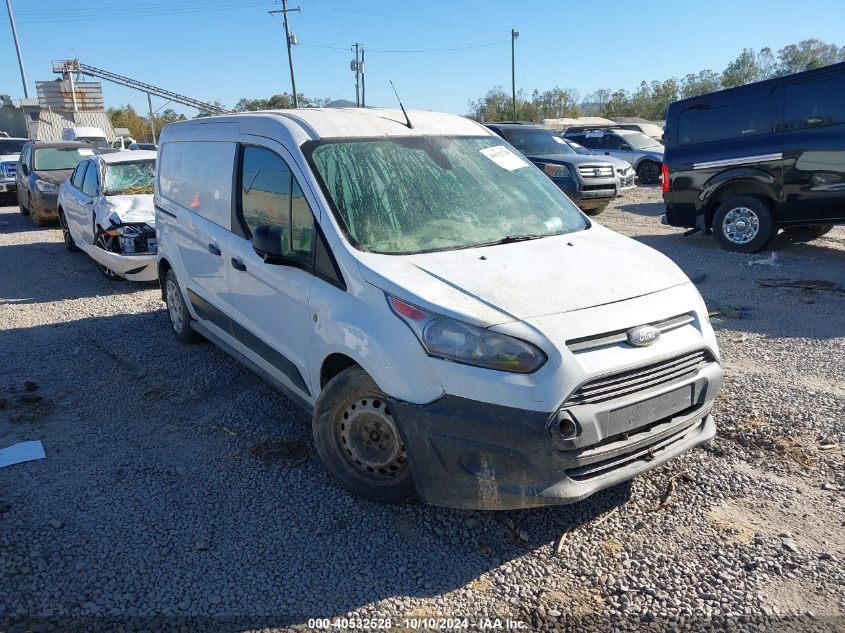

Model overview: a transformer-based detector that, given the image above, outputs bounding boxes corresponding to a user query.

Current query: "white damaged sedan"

[58,150,158,281]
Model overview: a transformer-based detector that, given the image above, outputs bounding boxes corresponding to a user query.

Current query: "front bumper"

[86,247,158,282]
[392,358,721,510]
[553,176,617,210]
[0,179,16,194]
[31,191,60,220]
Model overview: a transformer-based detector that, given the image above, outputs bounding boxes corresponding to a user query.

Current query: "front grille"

[1,162,15,178]
[582,184,615,192]
[563,349,715,406]
[578,165,613,178]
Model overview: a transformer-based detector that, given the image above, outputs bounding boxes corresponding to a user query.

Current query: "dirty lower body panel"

[392,356,721,510]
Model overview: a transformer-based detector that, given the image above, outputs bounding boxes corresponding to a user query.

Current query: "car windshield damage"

[104,160,155,196]
[33,148,91,171]
[309,136,587,255]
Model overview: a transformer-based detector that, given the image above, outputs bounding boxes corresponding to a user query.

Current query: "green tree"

[777,38,843,73]
[721,49,760,88]
[681,70,721,98]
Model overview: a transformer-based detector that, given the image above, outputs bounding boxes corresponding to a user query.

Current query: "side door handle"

[207,243,221,256]
[231,257,247,272]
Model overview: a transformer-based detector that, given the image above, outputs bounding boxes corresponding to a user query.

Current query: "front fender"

[308,279,445,405]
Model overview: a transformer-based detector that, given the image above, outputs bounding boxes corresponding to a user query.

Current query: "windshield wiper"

[476,233,547,248]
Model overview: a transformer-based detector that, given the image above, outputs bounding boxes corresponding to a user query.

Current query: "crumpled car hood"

[355,223,690,327]
[96,194,155,226]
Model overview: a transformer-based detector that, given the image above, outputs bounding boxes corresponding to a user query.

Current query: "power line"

[325,5,509,34]
[300,39,509,54]
[15,1,270,23]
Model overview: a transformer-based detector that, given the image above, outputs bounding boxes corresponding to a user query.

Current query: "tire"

[58,209,80,252]
[712,196,776,253]
[782,224,834,242]
[93,232,123,280]
[30,205,51,227]
[583,204,606,216]
[164,269,200,344]
[636,160,660,185]
[313,366,416,504]
[19,194,29,216]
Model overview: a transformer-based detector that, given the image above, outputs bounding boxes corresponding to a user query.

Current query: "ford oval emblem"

[627,325,660,347]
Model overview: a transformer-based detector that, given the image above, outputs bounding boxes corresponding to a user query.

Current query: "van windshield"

[308,136,586,255]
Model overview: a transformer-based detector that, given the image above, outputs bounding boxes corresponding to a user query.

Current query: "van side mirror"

[20,163,29,176]
[252,224,290,264]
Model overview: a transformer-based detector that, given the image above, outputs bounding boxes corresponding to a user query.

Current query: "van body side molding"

[692,153,783,171]
[186,289,310,396]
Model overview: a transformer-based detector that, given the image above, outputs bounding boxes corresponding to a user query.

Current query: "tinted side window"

[677,88,780,145]
[240,146,314,263]
[157,141,235,229]
[603,134,626,150]
[81,161,99,197]
[577,134,604,149]
[783,73,845,130]
[71,161,88,189]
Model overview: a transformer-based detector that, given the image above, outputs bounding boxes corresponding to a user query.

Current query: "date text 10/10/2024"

[307,617,528,630]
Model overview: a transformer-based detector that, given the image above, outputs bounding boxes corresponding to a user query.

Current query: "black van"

[662,62,845,252]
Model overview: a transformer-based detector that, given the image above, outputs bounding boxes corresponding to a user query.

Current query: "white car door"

[64,160,93,244]
[226,142,317,399]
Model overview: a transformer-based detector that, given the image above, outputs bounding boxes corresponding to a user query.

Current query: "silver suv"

[564,127,664,185]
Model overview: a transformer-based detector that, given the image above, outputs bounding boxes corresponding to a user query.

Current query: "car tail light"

[661,163,670,192]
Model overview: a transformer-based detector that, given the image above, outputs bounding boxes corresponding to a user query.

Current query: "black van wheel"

[636,160,660,185]
[313,366,416,504]
[164,269,200,344]
[712,196,775,253]
[782,224,834,242]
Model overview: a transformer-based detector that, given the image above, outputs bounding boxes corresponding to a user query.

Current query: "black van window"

[677,88,780,145]
[783,73,845,131]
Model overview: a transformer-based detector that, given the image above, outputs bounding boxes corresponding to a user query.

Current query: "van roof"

[165,108,491,141]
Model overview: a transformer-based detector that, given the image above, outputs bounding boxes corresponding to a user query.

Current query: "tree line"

[108,92,329,141]
[468,38,845,124]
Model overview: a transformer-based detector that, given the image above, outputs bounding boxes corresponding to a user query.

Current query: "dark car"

[662,62,845,252]
[485,123,617,214]
[16,141,98,226]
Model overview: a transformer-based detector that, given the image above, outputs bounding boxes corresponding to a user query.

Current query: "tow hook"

[683,227,700,237]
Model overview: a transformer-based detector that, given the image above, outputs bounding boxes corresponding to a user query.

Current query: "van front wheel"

[712,196,775,253]
[164,270,200,344]
[313,366,416,504]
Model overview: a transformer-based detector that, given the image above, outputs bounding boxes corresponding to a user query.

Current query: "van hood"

[33,169,74,185]
[98,194,155,225]
[355,224,690,326]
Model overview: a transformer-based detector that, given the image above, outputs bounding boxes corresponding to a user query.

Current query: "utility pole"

[147,92,156,142]
[269,0,300,108]
[5,0,30,98]
[511,28,519,121]
[360,48,365,108]
[353,43,360,107]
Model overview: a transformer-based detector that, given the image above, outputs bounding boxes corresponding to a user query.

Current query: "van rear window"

[157,141,236,229]
[677,89,780,146]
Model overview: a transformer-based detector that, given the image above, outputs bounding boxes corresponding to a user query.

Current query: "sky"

[2,0,844,118]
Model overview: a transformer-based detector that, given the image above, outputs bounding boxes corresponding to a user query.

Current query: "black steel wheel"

[313,366,416,503]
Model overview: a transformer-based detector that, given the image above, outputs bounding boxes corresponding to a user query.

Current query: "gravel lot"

[1,188,844,633]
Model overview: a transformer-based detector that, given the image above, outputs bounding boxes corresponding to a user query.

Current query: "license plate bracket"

[608,385,694,433]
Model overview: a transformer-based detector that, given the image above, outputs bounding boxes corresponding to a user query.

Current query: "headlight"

[387,295,547,373]
[35,180,58,193]
[543,163,570,178]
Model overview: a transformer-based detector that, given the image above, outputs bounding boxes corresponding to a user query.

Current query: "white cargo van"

[61,127,110,150]
[154,108,722,509]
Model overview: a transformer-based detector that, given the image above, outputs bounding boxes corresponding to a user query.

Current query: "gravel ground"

[1,188,844,633]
